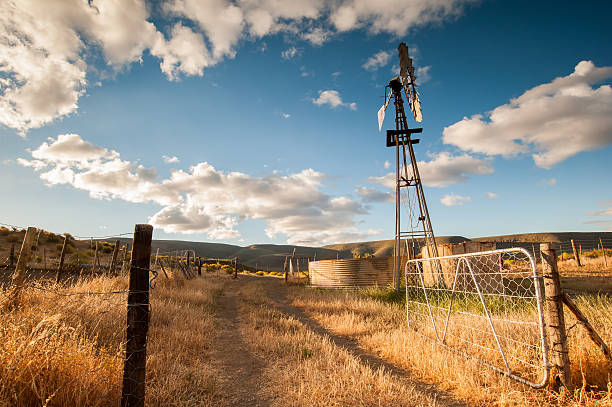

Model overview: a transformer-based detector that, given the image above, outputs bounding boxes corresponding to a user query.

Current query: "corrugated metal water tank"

[308,257,395,288]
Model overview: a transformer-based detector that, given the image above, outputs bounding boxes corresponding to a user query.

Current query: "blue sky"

[1,0,611,245]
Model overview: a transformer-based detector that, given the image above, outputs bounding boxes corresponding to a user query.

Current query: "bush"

[71,252,91,264]
[7,234,20,243]
[0,227,10,236]
[56,243,73,254]
[44,232,62,243]
[221,265,234,275]
[256,271,265,276]
[99,241,114,254]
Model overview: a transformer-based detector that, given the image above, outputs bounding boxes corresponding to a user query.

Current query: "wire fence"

[0,224,258,406]
[405,248,549,387]
[402,236,612,270]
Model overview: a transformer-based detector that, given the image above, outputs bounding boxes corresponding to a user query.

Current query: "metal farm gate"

[404,248,550,387]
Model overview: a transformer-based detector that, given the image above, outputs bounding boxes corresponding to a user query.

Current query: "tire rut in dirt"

[210,286,271,407]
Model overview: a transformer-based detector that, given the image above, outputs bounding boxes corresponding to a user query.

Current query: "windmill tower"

[379,43,442,292]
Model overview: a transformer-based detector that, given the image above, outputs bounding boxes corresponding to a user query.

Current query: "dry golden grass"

[0,272,224,407]
[289,287,612,406]
[236,281,447,407]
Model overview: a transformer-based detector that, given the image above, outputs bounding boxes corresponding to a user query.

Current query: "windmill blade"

[398,42,411,84]
[377,92,393,131]
[412,93,422,122]
[404,87,422,122]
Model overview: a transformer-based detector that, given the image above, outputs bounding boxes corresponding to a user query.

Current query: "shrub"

[256,271,265,276]
[100,242,114,254]
[71,252,91,264]
[221,265,234,275]
[7,234,20,243]
[45,232,62,243]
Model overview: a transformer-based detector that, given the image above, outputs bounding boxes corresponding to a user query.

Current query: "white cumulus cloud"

[162,155,180,164]
[20,134,378,245]
[440,193,471,207]
[312,90,357,110]
[1,0,472,133]
[355,186,393,203]
[367,152,493,188]
[363,50,391,71]
[487,192,498,199]
[443,60,612,169]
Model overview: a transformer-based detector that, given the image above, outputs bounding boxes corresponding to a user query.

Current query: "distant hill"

[3,224,610,273]
[114,231,612,271]
[323,236,469,258]
[322,232,612,259]
[114,239,344,272]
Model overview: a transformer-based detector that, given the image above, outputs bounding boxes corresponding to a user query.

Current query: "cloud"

[330,0,471,35]
[587,207,612,217]
[383,160,391,169]
[585,204,612,231]
[162,155,180,164]
[301,27,331,46]
[363,50,391,71]
[282,113,291,119]
[443,60,612,169]
[546,178,557,186]
[20,134,378,245]
[355,186,393,203]
[440,193,471,207]
[151,23,211,80]
[1,0,472,133]
[487,192,498,199]
[416,65,431,84]
[281,46,299,60]
[312,90,357,110]
[367,152,493,188]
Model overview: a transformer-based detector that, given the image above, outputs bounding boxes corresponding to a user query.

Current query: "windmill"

[378,42,443,293]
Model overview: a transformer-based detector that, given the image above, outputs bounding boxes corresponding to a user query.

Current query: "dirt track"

[208,275,468,407]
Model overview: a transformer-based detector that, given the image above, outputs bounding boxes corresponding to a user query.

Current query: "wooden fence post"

[34,229,41,250]
[109,240,120,275]
[9,227,37,302]
[283,256,289,283]
[233,257,238,279]
[600,238,608,268]
[197,257,202,276]
[122,244,128,272]
[121,224,153,407]
[541,243,571,388]
[43,247,47,271]
[571,239,581,267]
[93,242,99,274]
[9,244,15,269]
[55,236,68,283]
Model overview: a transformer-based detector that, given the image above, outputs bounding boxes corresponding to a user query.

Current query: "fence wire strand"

[405,248,549,388]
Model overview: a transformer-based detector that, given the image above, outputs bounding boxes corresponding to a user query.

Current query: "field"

[1,228,612,406]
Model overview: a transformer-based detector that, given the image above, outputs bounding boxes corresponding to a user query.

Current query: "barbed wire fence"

[0,222,265,406]
[0,224,162,406]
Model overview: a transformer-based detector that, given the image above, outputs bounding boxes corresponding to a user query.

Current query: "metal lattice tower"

[386,77,441,292]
